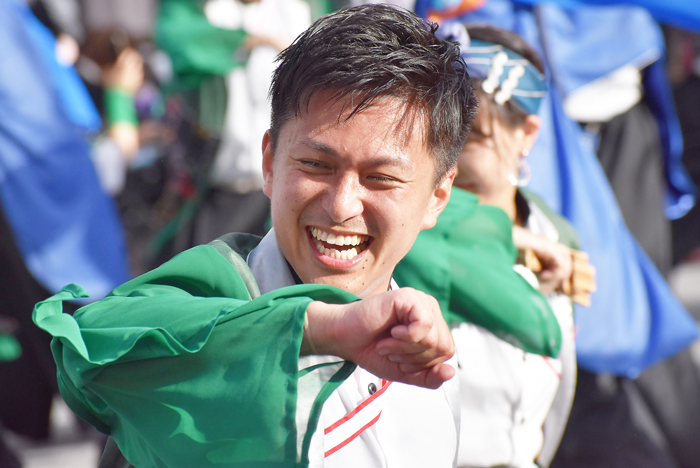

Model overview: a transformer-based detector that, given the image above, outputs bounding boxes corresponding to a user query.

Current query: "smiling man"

[263,94,449,298]
[33,5,475,467]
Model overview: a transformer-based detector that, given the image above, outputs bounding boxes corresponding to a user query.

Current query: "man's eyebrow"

[303,138,339,157]
[302,138,413,170]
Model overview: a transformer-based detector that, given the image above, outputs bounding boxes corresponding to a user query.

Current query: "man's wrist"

[300,301,340,357]
[301,311,320,355]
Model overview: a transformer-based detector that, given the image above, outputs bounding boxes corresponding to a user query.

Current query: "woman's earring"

[509,150,531,187]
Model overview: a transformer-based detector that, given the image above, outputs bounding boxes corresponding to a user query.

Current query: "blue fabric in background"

[546,87,697,376]
[533,4,695,219]
[22,3,102,133]
[535,5,664,97]
[433,0,699,377]
[0,0,129,298]
[515,0,700,33]
[643,57,697,219]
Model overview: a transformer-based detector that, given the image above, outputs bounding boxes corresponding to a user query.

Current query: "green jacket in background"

[155,0,248,91]
[522,189,581,250]
[155,0,249,135]
[394,187,562,357]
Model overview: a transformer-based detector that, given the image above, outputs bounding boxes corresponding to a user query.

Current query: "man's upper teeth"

[312,227,366,246]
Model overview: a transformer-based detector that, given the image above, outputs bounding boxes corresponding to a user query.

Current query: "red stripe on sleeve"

[325,412,383,458]
[324,382,392,434]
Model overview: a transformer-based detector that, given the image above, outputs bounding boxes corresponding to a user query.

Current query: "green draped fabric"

[33,235,359,467]
[155,0,248,91]
[155,0,251,136]
[394,187,562,357]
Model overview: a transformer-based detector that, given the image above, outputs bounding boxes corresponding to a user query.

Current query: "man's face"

[262,92,454,298]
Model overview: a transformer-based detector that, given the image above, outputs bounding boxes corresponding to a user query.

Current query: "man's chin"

[299,272,357,296]
[311,271,392,298]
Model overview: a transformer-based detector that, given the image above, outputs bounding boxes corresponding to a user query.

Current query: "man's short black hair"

[269,4,476,183]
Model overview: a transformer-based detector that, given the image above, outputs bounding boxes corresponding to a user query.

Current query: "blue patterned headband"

[438,22,547,115]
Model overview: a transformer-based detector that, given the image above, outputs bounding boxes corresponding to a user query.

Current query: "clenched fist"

[302,288,455,389]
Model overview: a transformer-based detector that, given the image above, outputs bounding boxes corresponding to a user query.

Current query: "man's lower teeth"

[314,239,358,259]
[326,247,358,259]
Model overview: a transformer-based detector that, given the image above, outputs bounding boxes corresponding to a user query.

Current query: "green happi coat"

[33,234,358,467]
[34,189,561,466]
[394,187,562,357]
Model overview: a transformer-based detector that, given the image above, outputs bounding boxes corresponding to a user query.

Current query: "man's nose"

[323,174,364,224]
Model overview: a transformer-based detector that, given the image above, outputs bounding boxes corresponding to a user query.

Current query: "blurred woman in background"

[451,23,594,467]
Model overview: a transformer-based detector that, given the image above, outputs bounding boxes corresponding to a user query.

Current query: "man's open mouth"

[309,227,371,260]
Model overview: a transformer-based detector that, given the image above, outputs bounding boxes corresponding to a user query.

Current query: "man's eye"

[301,160,328,169]
[367,174,398,185]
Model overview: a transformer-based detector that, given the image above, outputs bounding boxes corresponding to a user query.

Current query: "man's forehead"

[296,91,432,153]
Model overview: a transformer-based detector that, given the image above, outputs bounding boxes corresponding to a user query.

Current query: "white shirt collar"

[247,228,296,294]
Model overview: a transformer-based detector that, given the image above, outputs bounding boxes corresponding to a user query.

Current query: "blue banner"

[546,86,698,376]
[0,0,129,298]
[516,0,700,33]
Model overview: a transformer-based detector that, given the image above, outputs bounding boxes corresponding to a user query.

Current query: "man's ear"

[421,167,456,230]
[521,114,541,155]
[262,130,274,198]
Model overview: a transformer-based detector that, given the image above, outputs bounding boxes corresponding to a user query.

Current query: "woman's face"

[454,104,521,203]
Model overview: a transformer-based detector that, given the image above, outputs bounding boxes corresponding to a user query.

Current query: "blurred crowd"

[1,0,700,467]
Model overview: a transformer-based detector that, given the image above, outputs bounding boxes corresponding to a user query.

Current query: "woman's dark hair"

[270,4,476,183]
[466,24,544,128]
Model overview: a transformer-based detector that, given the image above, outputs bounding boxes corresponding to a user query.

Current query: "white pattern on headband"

[494,64,525,105]
[481,51,508,94]
[481,51,508,95]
